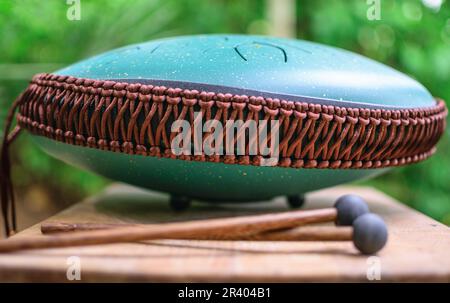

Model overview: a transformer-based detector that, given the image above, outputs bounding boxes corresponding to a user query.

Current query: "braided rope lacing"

[16,73,447,170]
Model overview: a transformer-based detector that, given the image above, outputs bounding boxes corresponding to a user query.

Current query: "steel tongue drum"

[1,35,447,235]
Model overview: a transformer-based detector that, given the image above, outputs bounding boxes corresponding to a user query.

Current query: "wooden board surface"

[0,184,449,282]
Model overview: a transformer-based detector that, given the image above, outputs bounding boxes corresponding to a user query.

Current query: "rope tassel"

[1,97,23,237]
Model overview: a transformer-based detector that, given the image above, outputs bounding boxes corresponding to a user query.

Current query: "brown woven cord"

[17,73,447,168]
[0,72,448,236]
[1,97,23,236]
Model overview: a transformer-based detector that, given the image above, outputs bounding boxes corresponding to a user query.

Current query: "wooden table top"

[0,184,448,282]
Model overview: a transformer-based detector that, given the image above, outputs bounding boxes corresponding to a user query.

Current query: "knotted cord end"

[1,97,24,237]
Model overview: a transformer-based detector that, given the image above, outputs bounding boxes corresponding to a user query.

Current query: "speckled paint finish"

[56,34,435,109]
[34,136,387,201]
[30,35,437,202]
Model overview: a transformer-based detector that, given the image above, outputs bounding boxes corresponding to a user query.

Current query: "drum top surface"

[55,34,435,109]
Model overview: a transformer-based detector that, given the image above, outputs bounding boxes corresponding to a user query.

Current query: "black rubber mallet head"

[334,194,370,226]
[352,213,388,255]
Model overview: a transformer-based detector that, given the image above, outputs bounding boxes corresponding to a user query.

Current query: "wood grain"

[0,184,448,282]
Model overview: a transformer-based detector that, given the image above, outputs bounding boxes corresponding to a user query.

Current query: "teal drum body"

[17,35,447,202]
[34,136,386,202]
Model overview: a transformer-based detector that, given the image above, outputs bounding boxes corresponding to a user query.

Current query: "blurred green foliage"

[0,0,449,223]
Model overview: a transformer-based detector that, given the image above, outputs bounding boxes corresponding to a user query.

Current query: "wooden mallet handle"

[0,208,337,252]
[40,218,387,254]
[41,222,137,234]
[41,222,353,241]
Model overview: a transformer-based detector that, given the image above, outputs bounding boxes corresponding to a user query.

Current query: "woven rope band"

[16,73,448,170]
